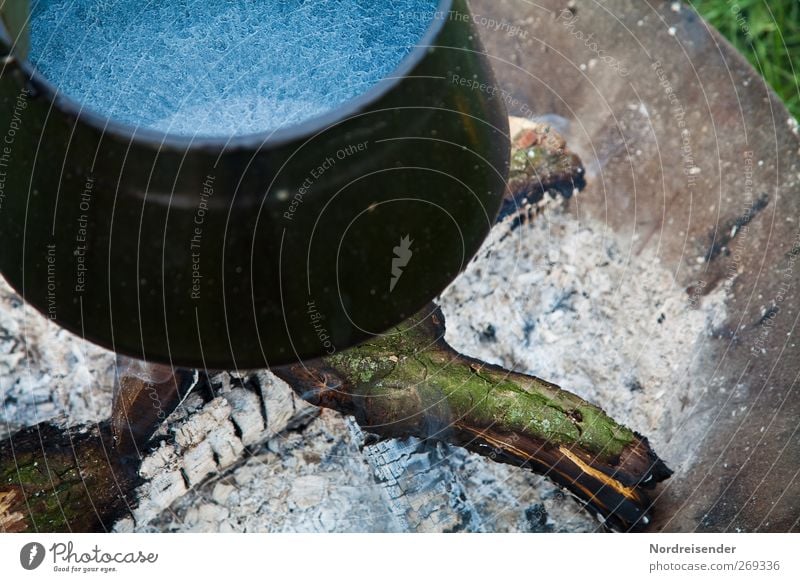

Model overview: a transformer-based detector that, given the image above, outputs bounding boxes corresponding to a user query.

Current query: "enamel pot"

[0,0,509,368]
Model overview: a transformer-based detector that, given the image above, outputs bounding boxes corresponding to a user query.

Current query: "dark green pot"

[0,0,509,368]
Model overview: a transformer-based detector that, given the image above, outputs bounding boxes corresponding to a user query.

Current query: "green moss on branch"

[275,305,671,531]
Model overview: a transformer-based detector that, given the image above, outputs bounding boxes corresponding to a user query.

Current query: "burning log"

[0,422,137,532]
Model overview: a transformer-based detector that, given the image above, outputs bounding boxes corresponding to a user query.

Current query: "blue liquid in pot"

[29,0,439,137]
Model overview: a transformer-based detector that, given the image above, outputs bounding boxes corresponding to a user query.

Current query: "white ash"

[0,284,115,439]
[143,409,394,533]
[347,423,485,532]
[438,198,728,462]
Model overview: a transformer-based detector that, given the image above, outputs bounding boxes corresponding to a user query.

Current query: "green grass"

[691,0,800,119]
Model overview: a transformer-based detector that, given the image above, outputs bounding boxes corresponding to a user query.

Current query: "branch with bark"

[274,304,671,531]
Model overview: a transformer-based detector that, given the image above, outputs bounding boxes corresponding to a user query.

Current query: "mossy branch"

[275,305,671,531]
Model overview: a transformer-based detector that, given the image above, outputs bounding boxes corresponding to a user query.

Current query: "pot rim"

[1,0,453,153]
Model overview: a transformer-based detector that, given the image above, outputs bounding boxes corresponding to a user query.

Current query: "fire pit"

[0,0,797,533]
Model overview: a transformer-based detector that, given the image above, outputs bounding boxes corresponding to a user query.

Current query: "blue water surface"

[29,0,439,136]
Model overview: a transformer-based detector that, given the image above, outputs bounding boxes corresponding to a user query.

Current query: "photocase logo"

[389,235,414,292]
[20,542,46,570]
